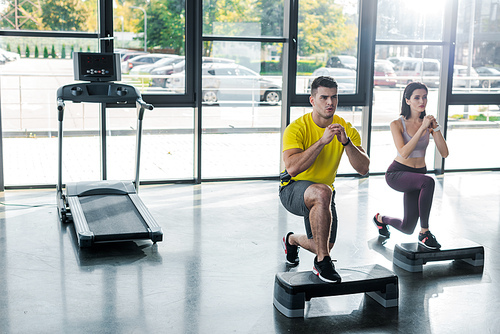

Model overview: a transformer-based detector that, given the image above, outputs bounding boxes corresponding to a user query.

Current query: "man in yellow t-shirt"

[280,76,370,283]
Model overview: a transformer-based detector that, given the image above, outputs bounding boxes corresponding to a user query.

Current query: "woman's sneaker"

[282,232,299,265]
[373,214,390,238]
[313,256,341,283]
[418,231,441,250]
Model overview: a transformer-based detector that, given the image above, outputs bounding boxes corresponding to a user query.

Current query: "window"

[0,0,98,32]
[296,0,359,95]
[453,0,500,93]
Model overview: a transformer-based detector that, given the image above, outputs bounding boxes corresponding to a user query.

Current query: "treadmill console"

[73,52,121,82]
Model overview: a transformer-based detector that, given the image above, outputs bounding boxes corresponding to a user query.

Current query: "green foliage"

[471,114,487,121]
[51,45,56,58]
[298,0,357,57]
[297,59,324,75]
[25,45,30,58]
[40,0,86,31]
[146,0,186,54]
[6,44,11,52]
[43,46,49,58]
[71,45,75,58]
[61,45,66,59]
[35,45,39,58]
[17,45,21,56]
[261,61,282,74]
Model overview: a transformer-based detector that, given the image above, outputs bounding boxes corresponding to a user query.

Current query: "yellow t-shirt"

[281,112,361,188]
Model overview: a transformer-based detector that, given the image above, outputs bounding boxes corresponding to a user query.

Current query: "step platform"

[273,264,398,318]
[393,238,484,272]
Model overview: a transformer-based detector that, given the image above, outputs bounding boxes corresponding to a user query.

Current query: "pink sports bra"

[397,116,429,158]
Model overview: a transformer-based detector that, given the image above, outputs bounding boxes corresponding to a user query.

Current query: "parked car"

[326,55,357,70]
[474,66,500,88]
[453,65,480,88]
[120,51,147,62]
[151,57,235,88]
[0,48,20,62]
[121,53,172,74]
[167,63,281,105]
[130,55,184,75]
[308,67,356,94]
[374,60,397,87]
[391,57,440,87]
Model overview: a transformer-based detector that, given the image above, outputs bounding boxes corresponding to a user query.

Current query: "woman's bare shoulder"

[390,117,403,128]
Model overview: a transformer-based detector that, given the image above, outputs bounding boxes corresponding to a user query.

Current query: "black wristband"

[342,137,351,146]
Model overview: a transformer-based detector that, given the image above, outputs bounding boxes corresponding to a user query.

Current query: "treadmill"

[56,52,163,247]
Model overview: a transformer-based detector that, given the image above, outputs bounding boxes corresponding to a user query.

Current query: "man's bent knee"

[304,183,332,208]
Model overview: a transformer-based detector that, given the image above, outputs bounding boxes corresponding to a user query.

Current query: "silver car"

[167,63,281,105]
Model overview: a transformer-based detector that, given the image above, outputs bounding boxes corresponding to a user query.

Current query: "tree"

[35,45,39,58]
[297,0,357,57]
[51,45,56,58]
[43,46,49,58]
[143,0,186,54]
[25,45,30,58]
[40,0,87,31]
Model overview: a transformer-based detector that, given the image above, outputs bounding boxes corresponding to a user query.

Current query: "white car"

[0,48,20,61]
[453,65,480,88]
[308,67,356,94]
[167,63,281,105]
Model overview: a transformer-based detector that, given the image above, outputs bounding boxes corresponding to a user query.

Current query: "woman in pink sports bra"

[373,82,449,249]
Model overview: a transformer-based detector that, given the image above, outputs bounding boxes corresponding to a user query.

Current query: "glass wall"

[115,1,186,95]
[0,0,98,32]
[201,41,282,178]
[1,0,499,188]
[203,1,284,37]
[447,0,500,170]
[453,0,500,93]
[371,0,447,174]
[0,36,99,185]
[296,0,359,95]
[446,104,500,169]
[201,0,285,179]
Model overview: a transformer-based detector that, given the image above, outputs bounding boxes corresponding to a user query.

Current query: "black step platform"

[273,264,398,318]
[393,238,484,272]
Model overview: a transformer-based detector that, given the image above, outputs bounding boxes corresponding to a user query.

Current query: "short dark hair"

[401,82,428,119]
[310,76,338,96]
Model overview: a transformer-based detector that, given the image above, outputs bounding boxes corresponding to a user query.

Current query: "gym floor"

[0,171,499,333]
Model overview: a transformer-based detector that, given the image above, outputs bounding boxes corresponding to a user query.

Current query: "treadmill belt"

[79,194,149,240]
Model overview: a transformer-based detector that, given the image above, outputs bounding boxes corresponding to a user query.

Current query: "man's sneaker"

[418,230,441,250]
[373,214,390,238]
[313,256,341,283]
[282,232,299,265]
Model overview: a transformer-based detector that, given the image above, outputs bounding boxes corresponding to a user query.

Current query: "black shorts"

[279,180,338,244]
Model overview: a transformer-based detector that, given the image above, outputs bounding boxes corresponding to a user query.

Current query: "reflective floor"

[1,172,499,333]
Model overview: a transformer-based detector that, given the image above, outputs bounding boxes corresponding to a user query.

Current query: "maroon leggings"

[383,160,435,234]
